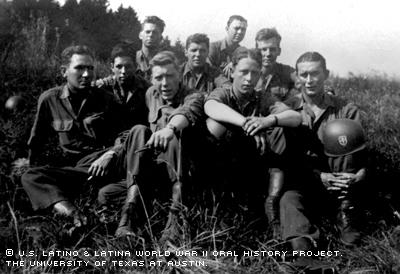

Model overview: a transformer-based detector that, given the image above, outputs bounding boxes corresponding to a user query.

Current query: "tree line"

[0,0,185,70]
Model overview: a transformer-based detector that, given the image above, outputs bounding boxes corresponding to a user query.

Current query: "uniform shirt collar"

[182,62,211,77]
[60,84,93,99]
[298,91,336,109]
[229,86,257,113]
[220,39,229,51]
[261,63,280,76]
[60,84,71,99]
[153,84,185,107]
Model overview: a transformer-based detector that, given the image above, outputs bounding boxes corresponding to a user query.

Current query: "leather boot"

[338,200,361,246]
[265,195,281,239]
[115,184,140,237]
[265,168,284,239]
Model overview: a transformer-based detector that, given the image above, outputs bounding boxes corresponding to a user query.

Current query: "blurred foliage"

[0,0,142,60]
[329,75,400,194]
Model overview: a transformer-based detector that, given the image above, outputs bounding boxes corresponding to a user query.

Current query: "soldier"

[181,33,229,93]
[279,51,365,272]
[255,28,297,101]
[96,43,149,130]
[208,15,247,79]
[90,44,150,202]
[136,16,166,81]
[21,45,123,227]
[98,51,204,240]
[204,47,301,235]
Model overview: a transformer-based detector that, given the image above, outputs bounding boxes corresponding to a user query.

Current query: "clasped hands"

[242,116,275,155]
[321,172,364,199]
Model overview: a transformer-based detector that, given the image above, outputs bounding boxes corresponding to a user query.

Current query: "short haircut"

[185,33,210,49]
[141,16,166,33]
[227,15,247,27]
[150,51,179,71]
[61,45,94,66]
[110,43,135,63]
[232,47,262,68]
[296,51,327,72]
[255,28,282,44]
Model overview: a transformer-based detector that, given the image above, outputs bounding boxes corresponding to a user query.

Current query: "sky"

[59,0,400,78]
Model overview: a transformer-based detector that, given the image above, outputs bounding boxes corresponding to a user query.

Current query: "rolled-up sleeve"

[170,93,205,126]
[205,88,229,105]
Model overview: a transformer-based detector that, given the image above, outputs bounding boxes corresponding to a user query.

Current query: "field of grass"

[1,72,400,273]
[1,17,400,272]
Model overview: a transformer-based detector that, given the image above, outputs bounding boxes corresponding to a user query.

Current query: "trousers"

[98,125,181,205]
[21,148,116,210]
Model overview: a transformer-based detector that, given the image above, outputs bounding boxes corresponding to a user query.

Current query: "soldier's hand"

[328,179,350,191]
[320,172,338,188]
[334,170,365,186]
[222,62,233,79]
[332,172,355,180]
[243,116,273,136]
[88,151,115,177]
[146,127,174,151]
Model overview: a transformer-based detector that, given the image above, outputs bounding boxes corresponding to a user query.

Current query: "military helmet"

[322,119,366,157]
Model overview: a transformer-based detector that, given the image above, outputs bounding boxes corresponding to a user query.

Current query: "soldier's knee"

[280,190,303,209]
[97,186,109,205]
[97,183,126,206]
[20,167,42,187]
[129,124,149,136]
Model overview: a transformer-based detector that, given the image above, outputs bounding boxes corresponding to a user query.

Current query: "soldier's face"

[226,20,247,45]
[151,63,180,102]
[296,61,328,97]
[62,54,94,92]
[256,38,281,68]
[232,57,261,96]
[140,23,162,48]
[185,42,208,69]
[112,56,135,85]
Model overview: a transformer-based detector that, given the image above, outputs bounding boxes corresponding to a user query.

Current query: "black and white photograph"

[1,0,399,272]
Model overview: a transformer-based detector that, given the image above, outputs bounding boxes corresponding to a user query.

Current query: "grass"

[1,176,400,273]
[1,75,400,273]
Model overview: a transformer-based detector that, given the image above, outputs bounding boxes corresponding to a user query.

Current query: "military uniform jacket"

[255,62,297,101]
[28,85,122,164]
[96,74,150,130]
[208,39,240,71]
[206,85,290,133]
[146,85,205,132]
[285,92,363,173]
[181,62,230,94]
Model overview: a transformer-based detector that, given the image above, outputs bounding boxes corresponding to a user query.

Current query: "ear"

[184,48,188,58]
[325,69,330,79]
[110,62,114,71]
[277,47,282,57]
[231,65,237,78]
[60,65,67,78]
[139,30,144,41]
[225,25,229,33]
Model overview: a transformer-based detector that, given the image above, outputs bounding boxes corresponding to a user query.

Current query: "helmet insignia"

[338,135,348,147]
